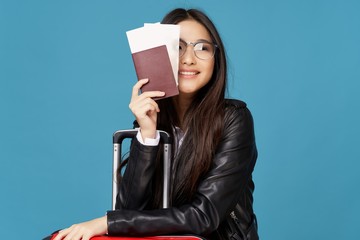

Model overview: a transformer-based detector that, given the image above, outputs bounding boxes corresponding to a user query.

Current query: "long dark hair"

[150,8,228,207]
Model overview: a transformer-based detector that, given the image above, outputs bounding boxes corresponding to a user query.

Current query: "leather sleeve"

[107,103,257,236]
[115,139,160,210]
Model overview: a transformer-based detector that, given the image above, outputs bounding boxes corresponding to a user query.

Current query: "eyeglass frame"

[179,39,218,60]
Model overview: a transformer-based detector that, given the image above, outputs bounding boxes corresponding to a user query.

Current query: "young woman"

[54,8,258,240]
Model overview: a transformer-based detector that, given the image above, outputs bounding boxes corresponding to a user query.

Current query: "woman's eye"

[195,43,209,51]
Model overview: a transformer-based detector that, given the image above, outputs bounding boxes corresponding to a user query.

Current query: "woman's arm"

[116,137,159,210]
[107,104,257,236]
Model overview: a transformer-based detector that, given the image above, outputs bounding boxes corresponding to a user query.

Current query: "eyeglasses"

[179,39,218,60]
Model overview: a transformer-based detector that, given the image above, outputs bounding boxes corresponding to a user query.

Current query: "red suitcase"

[50,234,203,240]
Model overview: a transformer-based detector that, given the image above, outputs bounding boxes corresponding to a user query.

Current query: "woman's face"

[177,19,215,97]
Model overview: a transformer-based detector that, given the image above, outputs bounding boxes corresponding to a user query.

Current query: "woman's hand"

[53,216,107,240]
[129,78,165,139]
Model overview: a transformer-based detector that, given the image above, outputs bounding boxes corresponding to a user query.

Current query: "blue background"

[1,0,359,239]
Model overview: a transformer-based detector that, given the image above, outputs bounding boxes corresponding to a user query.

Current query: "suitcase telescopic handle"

[112,129,172,210]
[113,129,172,145]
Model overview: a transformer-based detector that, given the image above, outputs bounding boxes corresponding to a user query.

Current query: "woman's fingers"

[131,78,149,98]
[67,230,84,240]
[129,78,165,137]
[53,224,84,240]
[53,228,69,240]
[129,79,165,119]
[130,97,159,114]
[129,93,163,115]
[53,228,71,240]
[131,78,166,101]
[52,216,107,240]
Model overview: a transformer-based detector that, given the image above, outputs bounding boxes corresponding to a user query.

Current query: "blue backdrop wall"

[1,0,359,239]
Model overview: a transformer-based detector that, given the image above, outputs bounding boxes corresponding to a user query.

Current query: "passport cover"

[131,45,179,100]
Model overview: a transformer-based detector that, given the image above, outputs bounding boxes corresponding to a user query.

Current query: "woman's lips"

[179,71,200,77]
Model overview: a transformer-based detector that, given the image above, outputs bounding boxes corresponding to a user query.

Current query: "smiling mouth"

[179,71,199,75]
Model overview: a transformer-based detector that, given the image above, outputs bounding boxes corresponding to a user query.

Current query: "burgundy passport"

[131,45,179,100]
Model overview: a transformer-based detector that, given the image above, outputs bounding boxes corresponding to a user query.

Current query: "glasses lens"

[194,42,215,60]
[179,41,186,58]
[178,41,216,60]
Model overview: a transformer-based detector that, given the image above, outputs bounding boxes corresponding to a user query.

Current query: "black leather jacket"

[107,99,258,239]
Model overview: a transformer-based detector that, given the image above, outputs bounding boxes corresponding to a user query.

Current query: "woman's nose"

[181,45,197,65]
